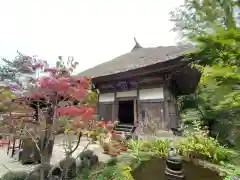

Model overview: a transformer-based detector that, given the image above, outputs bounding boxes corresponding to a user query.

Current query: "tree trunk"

[41,106,55,164]
[38,106,55,180]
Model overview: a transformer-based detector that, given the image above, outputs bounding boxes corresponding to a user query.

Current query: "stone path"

[0,135,111,177]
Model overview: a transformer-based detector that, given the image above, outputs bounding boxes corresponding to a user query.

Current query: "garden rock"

[50,165,62,177]
[77,150,99,172]
[81,150,99,165]
[79,149,94,159]
[59,157,77,180]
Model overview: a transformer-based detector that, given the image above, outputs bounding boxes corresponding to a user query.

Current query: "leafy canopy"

[171,0,240,145]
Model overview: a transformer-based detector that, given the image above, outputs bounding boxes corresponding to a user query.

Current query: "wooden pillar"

[96,92,100,114]
[113,91,116,121]
[133,99,137,126]
[136,88,140,124]
[163,73,172,131]
[163,82,180,130]
[163,85,169,130]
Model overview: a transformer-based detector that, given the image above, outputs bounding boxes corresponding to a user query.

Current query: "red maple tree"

[11,55,97,163]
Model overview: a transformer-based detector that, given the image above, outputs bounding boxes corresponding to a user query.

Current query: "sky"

[0,0,184,73]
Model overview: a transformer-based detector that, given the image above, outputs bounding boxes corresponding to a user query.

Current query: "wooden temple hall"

[79,38,201,136]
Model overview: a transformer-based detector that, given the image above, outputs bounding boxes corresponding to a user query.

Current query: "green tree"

[171,0,240,146]
[0,51,48,88]
[170,0,239,40]
[0,88,16,112]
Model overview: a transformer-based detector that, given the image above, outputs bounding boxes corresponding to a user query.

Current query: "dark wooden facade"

[93,60,200,134]
[79,40,201,136]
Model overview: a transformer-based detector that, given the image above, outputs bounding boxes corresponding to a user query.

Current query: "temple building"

[79,38,201,137]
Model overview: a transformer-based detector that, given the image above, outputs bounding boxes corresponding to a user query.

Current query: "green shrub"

[77,158,134,180]
[128,132,232,164]
[128,139,169,155]
[176,131,232,163]
[1,171,28,180]
[77,133,233,179]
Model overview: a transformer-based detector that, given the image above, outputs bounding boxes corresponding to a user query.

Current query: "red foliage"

[71,119,86,129]
[97,121,106,127]
[56,106,95,120]
[106,124,114,130]
[44,68,57,74]
[112,132,122,138]
[17,56,96,126]
[30,92,42,99]
[29,66,92,101]
[97,120,116,131]
[120,147,128,151]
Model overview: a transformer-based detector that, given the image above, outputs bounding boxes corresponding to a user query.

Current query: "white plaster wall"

[116,90,137,98]
[99,93,114,102]
[139,88,164,100]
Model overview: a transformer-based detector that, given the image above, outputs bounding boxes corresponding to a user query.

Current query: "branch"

[26,130,41,155]
[67,131,83,156]
[75,141,91,160]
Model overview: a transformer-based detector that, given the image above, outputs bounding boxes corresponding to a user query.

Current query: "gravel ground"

[0,135,111,177]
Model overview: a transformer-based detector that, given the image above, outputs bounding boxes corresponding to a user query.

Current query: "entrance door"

[117,99,136,125]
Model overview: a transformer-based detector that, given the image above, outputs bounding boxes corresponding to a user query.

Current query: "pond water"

[132,158,223,180]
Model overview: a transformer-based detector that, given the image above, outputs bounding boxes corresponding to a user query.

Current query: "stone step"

[114,127,132,132]
[114,124,135,140]
[115,131,131,135]
[114,131,133,140]
[116,124,134,128]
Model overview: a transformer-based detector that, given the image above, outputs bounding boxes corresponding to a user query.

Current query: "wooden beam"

[98,77,165,91]
[113,91,116,121]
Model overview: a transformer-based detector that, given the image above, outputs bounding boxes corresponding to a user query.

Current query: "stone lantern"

[165,147,185,180]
